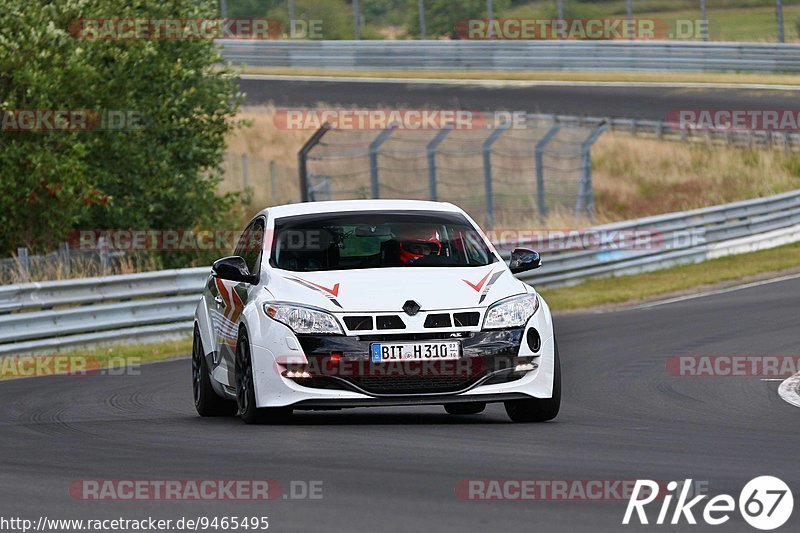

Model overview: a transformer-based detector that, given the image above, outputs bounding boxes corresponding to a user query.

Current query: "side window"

[235,219,265,276]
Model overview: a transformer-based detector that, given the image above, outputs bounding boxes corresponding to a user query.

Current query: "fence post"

[482,122,510,229]
[17,247,29,281]
[534,124,561,220]
[298,123,331,202]
[270,160,277,204]
[60,242,71,277]
[98,235,109,275]
[426,128,451,201]
[240,153,252,204]
[369,123,398,199]
[700,0,708,41]
[577,120,608,221]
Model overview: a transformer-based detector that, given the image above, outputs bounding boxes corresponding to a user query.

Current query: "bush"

[0,0,243,267]
[269,0,356,40]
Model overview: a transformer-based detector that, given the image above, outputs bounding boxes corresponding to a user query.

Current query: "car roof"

[259,199,464,220]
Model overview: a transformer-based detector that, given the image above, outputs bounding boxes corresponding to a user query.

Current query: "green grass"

[540,240,800,312]
[0,336,192,381]
[240,67,800,86]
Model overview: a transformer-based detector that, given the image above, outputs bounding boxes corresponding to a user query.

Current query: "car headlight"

[482,294,540,330]
[264,302,343,335]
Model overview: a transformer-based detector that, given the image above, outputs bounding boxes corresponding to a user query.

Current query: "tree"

[0,0,242,266]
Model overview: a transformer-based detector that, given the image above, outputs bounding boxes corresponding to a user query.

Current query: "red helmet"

[398,227,442,264]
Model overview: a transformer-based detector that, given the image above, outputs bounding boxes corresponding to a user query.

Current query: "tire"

[504,339,561,423]
[444,402,486,415]
[192,324,236,417]
[235,329,292,424]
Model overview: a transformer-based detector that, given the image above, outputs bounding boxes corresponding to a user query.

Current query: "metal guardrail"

[0,269,208,355]
[2,190,800,354]
[537,114,800,152]
[504,189,800,286]
[219,40,800,73]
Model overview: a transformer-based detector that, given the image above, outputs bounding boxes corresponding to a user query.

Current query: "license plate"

[370,341,461,362]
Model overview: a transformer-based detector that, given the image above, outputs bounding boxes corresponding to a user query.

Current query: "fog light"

[283,369,312,379]
[513,362,537,373]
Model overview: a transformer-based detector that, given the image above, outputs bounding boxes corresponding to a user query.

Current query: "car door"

[211,217,265,386]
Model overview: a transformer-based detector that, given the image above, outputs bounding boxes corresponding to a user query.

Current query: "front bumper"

[248,297,556,408]
[289,329,528,395]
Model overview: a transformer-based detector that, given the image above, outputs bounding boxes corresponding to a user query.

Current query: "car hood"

[264,264,527,312]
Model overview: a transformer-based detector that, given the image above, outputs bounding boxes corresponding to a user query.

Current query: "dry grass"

[222,106,800,226]
[592,133,800,220]
[2,253,162,284]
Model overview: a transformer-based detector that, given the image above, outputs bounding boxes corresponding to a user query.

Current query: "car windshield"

[270,210,496,272]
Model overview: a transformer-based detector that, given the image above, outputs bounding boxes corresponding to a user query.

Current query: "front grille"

[454,312,480,327]
[343,316,373,331]
[376,315,406,329]
[424,313,452,328]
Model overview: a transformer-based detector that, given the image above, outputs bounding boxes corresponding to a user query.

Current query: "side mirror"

[509,248,541,274]
[212,256,258,284]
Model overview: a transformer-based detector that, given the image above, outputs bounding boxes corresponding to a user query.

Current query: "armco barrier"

[218,40,800,73]
[2,189,800,354]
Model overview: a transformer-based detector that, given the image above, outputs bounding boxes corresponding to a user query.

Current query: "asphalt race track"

[1,276,797,532]
[238,76,800,120]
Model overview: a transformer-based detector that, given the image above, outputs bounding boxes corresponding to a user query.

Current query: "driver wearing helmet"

[397,227,442,264]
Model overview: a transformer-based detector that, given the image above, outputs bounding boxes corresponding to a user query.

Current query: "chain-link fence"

[220,153,299,208]
[299,115,607,228]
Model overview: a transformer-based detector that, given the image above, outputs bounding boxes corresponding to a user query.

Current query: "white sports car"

[193,200,560,423]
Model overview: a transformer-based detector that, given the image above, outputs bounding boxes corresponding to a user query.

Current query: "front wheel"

[504,339,561,423]
[192,325,236,417]
[235,329,292,424]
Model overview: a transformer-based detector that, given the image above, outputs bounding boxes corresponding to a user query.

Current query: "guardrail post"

[298,123,332,202]
[577,120,608,221]
[426,127,451,201]
[534,124,561,220]
[16,248,29,281]
[482,122,510,228]
[369,123,398,199]
[60,242,71,277]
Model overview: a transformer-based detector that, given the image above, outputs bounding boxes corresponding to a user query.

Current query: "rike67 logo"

[623,476,794,530]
